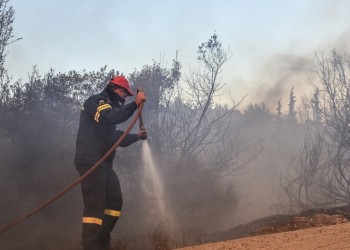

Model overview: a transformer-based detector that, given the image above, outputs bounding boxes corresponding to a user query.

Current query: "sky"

[6,0,350,110]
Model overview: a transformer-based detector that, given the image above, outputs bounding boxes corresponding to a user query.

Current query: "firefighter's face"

[114,88,128,99]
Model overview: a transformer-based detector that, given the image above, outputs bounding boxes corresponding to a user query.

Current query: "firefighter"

[74,75,147,250]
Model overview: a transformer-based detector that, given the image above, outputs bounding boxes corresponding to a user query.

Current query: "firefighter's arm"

[105,90,146,124]
[115,129,147,147]
[99,102,137,125]
[115,130,137,147]
[85,97,137,125]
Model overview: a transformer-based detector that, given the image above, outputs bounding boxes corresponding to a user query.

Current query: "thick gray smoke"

[222,26,350,228]
[245,53,315,112]
[0,105,83,249]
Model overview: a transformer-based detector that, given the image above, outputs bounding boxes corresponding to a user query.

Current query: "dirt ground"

[175,205,350,250]
[176,221,350,250]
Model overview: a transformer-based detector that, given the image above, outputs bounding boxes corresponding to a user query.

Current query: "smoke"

[245,53,315,112]
[224,55,315,227]
[231,119,307,225]
[222,26,350,227]
[3,6,350,248]
[0,98,83,249]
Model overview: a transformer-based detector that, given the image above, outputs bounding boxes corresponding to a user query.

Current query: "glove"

[135,90,146,106]
[137,129,147,140]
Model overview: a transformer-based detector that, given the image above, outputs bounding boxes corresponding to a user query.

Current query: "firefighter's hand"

[135,91,146,106]
[137,129,147,140]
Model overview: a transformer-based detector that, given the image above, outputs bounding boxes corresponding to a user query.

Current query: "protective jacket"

[74,89,138,166]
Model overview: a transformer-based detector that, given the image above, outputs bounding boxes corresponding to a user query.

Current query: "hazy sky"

[6,0,350,109]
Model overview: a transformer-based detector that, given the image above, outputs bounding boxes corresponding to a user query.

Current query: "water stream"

[142,141,166,218]
[142,141,175,248]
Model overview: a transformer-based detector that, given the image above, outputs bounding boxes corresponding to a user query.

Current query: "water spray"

[141,140,175,242]
[137,88,172,229]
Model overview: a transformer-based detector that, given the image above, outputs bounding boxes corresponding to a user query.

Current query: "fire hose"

[0,101,145,234]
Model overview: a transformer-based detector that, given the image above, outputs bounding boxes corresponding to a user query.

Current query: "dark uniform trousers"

[76,162,123,250]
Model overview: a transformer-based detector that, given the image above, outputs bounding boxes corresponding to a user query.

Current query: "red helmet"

[109,76,135,96]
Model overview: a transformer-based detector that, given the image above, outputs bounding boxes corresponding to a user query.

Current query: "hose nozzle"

[139,121,145,131]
